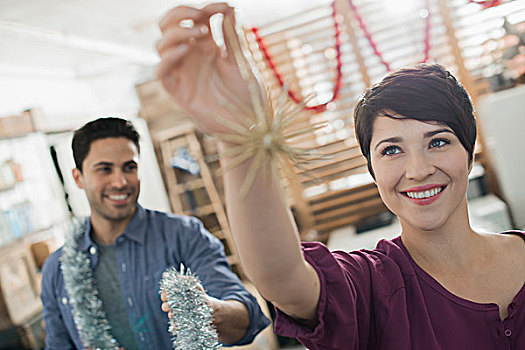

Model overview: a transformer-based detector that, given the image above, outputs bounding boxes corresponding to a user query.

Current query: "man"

[41,117,269,349]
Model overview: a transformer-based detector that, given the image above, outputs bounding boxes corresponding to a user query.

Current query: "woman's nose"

[405,152,436,180]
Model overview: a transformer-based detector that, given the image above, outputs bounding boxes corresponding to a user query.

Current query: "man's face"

[73,137,140,224]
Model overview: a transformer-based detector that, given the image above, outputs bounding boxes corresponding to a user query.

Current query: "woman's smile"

[400,184,447,205]
[370,116,471,232]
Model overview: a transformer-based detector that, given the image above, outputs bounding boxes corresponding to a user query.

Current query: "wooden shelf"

[175,179,205,192]
[183,204,215,217]
[155,125,245,279]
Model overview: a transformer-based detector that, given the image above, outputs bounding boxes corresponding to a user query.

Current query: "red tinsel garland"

[250,2,343,112]
[348,0,432,72]
[467,0,502,9]
[250,1,433,110]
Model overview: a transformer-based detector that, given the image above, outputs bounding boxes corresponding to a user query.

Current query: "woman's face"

[369,115,471,232]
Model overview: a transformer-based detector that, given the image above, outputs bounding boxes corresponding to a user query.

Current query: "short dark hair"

[354,64,476,178]
[72,117,140,172]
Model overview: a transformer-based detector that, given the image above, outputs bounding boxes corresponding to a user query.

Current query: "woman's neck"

[400,200,481,272]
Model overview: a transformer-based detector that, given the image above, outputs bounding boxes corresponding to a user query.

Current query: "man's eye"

[125,164,138,172]
[97,167,111,173]
[381,146,401,156]
[429,138,450,148]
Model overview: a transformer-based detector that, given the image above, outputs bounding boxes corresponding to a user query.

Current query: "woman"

[156,3,525,349]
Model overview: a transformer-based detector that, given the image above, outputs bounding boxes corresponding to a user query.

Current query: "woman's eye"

[429,138,450,148]
[381,146,401,156]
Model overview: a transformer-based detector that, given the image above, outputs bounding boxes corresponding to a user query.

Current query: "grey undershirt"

[93,242,140,350]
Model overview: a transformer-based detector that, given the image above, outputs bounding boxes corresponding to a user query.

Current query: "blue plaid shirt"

[41,205,270,349]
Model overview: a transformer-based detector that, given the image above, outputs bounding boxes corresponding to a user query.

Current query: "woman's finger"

[159,3,229,33]
[220,6,237,63]
[160,291,167,302]
[156,44,191,80]
[168,311,173,320]
[159,5,206,33]
[156,25,209,55]
[200,2,232,19]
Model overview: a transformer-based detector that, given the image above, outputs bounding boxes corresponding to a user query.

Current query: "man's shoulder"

[143,207,204,230]
[144,207,191,222]
[43,246,65,271]
[41,246,66,289]
[143,208,220,247]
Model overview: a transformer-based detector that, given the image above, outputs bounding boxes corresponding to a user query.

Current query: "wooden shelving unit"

[155,123,244,278]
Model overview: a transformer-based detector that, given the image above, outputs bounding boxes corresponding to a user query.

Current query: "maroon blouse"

[274,232,525,349]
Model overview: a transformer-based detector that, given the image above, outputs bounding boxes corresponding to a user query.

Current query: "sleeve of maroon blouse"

[273,241,373,350]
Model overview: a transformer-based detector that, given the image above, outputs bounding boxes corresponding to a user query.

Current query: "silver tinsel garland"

[60,222,121,350]
[159,264,220,350]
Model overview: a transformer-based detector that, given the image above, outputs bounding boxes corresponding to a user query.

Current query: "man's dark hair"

[72,117,140,172]
[354,64,476,178]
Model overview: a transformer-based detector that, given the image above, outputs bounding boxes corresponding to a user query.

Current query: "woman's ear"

[366,160,376,183]
[467,153,474,174]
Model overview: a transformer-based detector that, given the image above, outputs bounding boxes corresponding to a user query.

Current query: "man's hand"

[156,3,257,136]
[161,290,250,345]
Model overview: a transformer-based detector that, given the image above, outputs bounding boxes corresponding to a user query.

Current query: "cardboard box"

[0,242,42,329]
[0,113,34,139]
[30,238,55,269]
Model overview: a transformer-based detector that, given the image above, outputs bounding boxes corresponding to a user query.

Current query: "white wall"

[0,65,148,131]
[477,85,525,229]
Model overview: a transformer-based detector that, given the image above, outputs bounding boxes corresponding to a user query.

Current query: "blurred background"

[0,0,523,348]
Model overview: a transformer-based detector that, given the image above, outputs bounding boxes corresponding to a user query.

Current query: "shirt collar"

[78,219,94,252]
[77,204,148,251]
[122,204,148,245]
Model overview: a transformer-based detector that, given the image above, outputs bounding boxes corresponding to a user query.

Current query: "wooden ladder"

[156,123,244,279]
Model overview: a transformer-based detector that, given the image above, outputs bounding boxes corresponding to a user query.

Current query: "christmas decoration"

[468,0,502,9]
[347,0,432,71]
[250,2,343,112]
[60,221,121,350]
[211,15,327,198]
[159,265,220,350]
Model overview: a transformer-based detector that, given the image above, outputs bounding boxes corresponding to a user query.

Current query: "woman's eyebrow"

[374,137,401,150]
[424,128,454,138]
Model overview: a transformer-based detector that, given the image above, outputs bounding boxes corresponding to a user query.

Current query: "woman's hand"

[156,3,258,135]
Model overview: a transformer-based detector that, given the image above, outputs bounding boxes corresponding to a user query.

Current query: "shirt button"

[504,329,512,337]
[128,297,133,307]
[89,246,97,255]
[122,263,126,272]
[62,297,68,305]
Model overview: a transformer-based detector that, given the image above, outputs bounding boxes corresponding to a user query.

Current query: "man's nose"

[110,169,128,187]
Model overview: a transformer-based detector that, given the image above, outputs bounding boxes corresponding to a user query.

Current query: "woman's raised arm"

[156,3,320,322]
